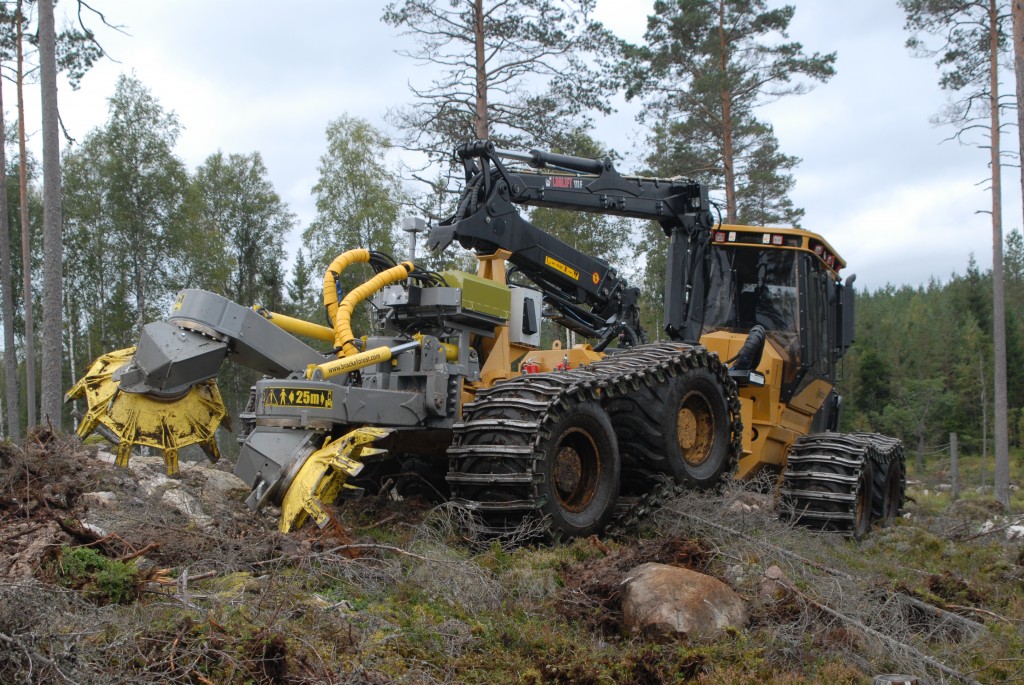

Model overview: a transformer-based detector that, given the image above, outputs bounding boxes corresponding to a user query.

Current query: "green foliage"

[841,235,1024,463]
[187,151,292,309]
[303,115,408,334]
[625,0,835,223]
[305,115,405,264]
[285,247,320,321]
[734,127,804,227]
[57,545,138,605]
[637,219,669,339]
[900,0,1010,129]
[62,74,189,340]
[0,2,105,89]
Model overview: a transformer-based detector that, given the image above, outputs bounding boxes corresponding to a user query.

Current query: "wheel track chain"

[446,342,743,540]
[779,431,904,534]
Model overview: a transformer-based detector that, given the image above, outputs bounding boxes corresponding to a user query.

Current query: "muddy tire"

[535,400,620,538]
[660,367,734,488]
[871,450,906,526]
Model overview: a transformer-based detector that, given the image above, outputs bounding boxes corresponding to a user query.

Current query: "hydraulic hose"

[334,261,414,356]
[322,249,371,327]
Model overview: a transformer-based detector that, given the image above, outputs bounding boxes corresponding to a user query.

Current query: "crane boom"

[428,141,716,345]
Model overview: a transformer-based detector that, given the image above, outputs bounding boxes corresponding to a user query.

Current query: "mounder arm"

[428,140,716,345]
[66,289,329,475]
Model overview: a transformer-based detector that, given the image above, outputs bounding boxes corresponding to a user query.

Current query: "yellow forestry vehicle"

[67,141,905,539]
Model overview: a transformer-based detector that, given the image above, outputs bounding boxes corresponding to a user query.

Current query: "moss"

[56,545,138,605]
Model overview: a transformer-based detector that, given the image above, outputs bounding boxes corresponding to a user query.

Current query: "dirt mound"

[556,534,712,633]
[0,430,105,579]
[0,431,290,581]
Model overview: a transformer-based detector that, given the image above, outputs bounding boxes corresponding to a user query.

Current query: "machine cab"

[700,225,853,405]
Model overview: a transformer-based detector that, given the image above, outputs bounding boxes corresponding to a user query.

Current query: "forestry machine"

[67,140,905,539]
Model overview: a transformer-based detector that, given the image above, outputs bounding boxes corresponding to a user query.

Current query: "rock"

[724,491,771,514]
[200,468,248,495]
[727,500,753,514]
[757,564,790,601]
[80,491,118,508]
[621,562,747,638]
[161,489,214,529]
[2,521,68,579]
[81,521,108,537]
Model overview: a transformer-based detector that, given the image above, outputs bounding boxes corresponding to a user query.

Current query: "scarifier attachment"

[65,346,227,476]
[278,427,393,533]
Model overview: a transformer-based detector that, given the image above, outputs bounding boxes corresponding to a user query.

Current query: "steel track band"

[447,342,743,539]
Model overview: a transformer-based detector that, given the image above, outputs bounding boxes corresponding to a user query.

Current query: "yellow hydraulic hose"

[334,261,414,356]
[322,249,371,327]
[253,306,335,344]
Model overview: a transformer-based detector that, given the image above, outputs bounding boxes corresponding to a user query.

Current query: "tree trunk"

[980,355,988,488]
[473,0,488,140]
[717,0,737,223]
[916,431,925,474]
[0,66,20,440]
[16,0,36,428]
[38,0,63,428]
[989,0,1010,508]
[1015,0,1024,222]
[950,432,959,501]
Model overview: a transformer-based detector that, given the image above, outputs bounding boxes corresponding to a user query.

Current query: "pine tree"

[901,0,1013,507]
[625,0,834,223]
[382,0,617,167]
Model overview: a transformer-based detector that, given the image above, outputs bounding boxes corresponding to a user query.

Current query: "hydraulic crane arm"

[428,140,716,344]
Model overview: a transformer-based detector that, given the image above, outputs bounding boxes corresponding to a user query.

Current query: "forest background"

[0,0,1021,484]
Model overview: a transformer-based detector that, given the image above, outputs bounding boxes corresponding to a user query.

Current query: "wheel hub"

[552,427,600,512]
[553,447,582,495]
[677,392,714,466]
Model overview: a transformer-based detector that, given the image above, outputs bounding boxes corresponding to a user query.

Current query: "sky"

[24,0,1024,293]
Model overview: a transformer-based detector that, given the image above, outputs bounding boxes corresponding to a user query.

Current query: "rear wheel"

[660,368,733,488]
[872,454,906,526]
[852,458,873,538]
[781,432,903,537]
[537,401,620,538]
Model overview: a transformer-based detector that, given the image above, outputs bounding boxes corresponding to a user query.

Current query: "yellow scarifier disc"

[65,347,227,476]
[279,427,393,533]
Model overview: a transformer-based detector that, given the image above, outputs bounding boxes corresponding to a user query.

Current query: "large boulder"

[621,562,747,637]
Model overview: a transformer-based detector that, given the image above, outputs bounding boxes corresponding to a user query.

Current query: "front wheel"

[536,400,620,538]
[660,367,734,488]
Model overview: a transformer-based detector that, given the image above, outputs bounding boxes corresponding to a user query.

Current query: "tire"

[852,458,873,539]
[394,456,450,502]
[660,367,733,488]
[781,433,878,537]
[536,400,620,538]
[871,454,906,526]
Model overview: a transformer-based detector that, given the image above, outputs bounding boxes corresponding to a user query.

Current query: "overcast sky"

[26,0,1023,292]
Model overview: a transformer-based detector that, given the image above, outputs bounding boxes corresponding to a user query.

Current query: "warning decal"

[544,255,580,281]
[263,387,334,409]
